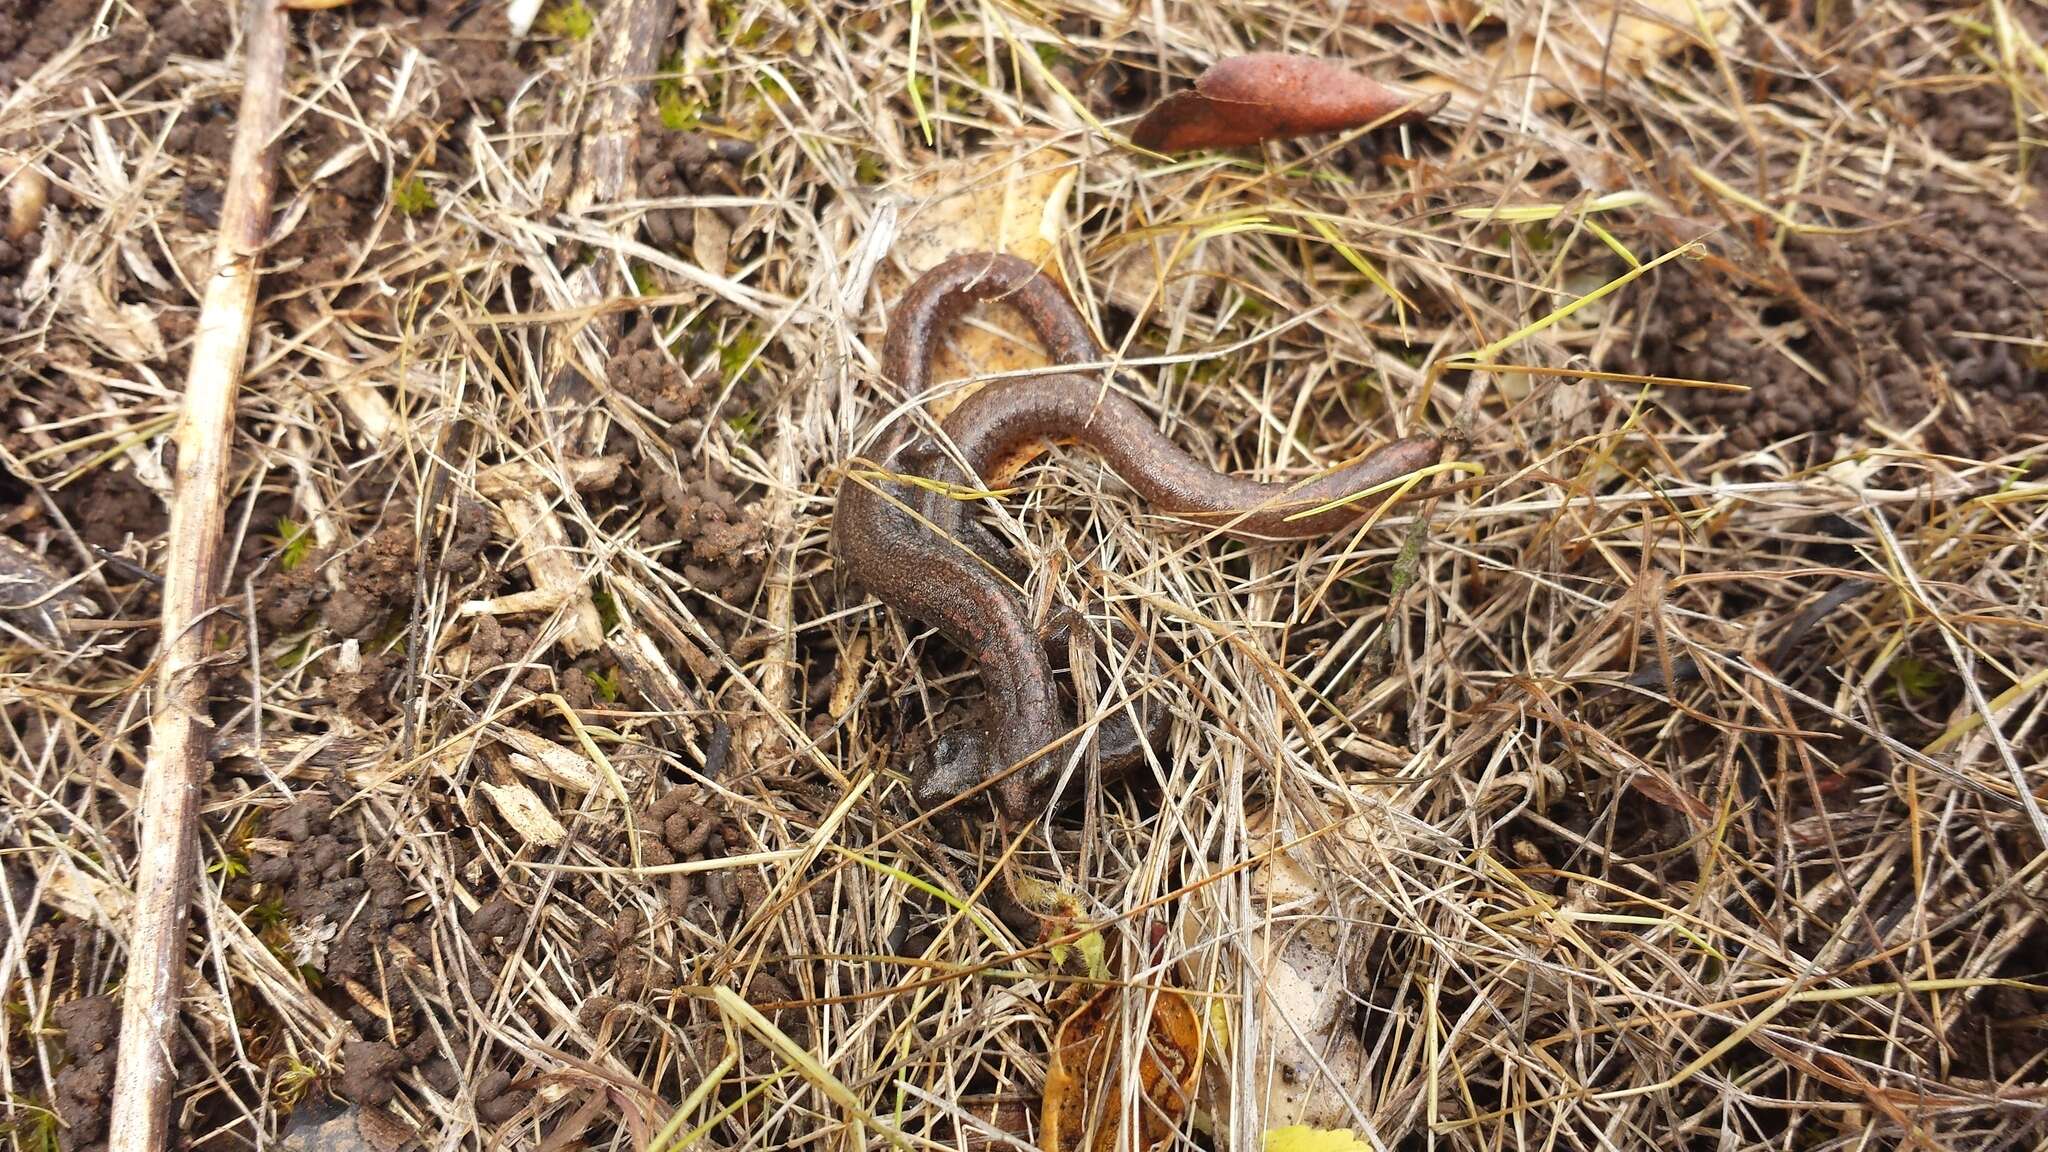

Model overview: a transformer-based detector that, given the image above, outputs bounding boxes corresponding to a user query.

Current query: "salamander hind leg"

[1038,606,1170,780]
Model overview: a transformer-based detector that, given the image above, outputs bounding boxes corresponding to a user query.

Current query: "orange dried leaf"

[1043,987,1203,1152]
[1343,0,1480,24]
[1130,54,1445,153]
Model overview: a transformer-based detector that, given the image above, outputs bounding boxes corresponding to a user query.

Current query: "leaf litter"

[0,1,2044,1150]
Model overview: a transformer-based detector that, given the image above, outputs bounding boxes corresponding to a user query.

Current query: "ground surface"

[2,1,2046,1150]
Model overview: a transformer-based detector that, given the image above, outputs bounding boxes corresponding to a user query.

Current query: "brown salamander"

[831,253,1122,817]
[916,373,1442,540]
[833,252,1439,819]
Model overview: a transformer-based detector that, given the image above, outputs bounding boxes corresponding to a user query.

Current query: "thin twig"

[107,2,290,1149]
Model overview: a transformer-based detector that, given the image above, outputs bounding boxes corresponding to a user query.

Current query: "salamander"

[831,252,1438,819]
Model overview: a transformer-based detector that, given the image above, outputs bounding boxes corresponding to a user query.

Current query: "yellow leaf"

[1265,1126,1374,1152]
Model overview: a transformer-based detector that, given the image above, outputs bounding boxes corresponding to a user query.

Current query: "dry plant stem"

[549,0,673,426]
[496,495,605,656]
[565,0,672,217]
[745,392,801,763]
[514,0,671,670]
[109,2,290,1150]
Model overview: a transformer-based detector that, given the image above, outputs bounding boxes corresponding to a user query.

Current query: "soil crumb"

[1616,194,2048,457]
[608,322,769,601]
[52,994,119,1152]
[323,522,416,639]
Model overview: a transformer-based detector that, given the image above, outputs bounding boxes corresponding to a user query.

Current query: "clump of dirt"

[274,498,483,648]
[246,792,417,1022]
[405,7,529,118]
[233,789,492,1112]
[293,0,526,121]
[338,1038,407,1107]
[327,649,403,722]
[62,466,167,555]
[1,0,229,93]
[1617,193,2048,457]
[608,323,769,601]
[1862,4,2048,194]
[442,495,492,576]
[1612,258,1858,453]
[464,614,550,692]
[630,786,765,927]
[610,323,708,427]
[323,522,417,639]
[649,465,767,598]
[576,905,652,1000]
[1791,202,2048,456]
[50,994,118,1151]
[471,1068,534,1125]
[0,0,91,87]
[633,111,757,250]
[259,555,326,633]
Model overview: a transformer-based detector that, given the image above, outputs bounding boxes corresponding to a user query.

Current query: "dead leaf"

[878,150,1077,415]
[1342,0,1480,24]
[1131,54,1445,153]
[1043,986,1203,1152]
[1252,927,1372,1130]
[692,205,733,278]
[44,857,131,928]
[60,263,164,363]
[1175,804,1404,1131]
[490,725,602,793]
[479,779,567,846]
[1411,0,1735,111]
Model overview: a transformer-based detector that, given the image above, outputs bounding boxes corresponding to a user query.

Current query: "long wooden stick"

[108,2,290,1149]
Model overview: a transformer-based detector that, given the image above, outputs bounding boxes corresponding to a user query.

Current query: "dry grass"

[2,0,2046,1150]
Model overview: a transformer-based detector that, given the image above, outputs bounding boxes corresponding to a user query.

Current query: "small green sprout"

[272,516,313,572]
[1889,655,1947,703]
[719,325,764,383]
[391,175,435,217]
[539,0,595,40]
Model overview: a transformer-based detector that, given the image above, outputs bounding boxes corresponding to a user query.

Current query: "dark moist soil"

[51,994,119,1152]
[265,1,520,300]
[1616,192,2048,458]
[1620,3,2048,461]
[0,0,228,92]
[632,109,757,252]
[235,788,494,1109]
[607,319,770,605]
[320,521,419,640]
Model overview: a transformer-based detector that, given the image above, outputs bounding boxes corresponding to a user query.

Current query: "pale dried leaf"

[60,263,165,362]
[491,725,602,793]
[693,205,733,278]
[878,150,1078,413]
[1413,0,1736,111]
[480,779,568,846]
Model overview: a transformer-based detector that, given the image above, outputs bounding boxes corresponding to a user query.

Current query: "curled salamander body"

[831,252,1439,819]
[916,374,1442,539]
[830,254,1107,816]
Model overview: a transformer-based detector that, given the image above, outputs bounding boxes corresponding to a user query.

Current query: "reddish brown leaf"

[1130,53,1445,153]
